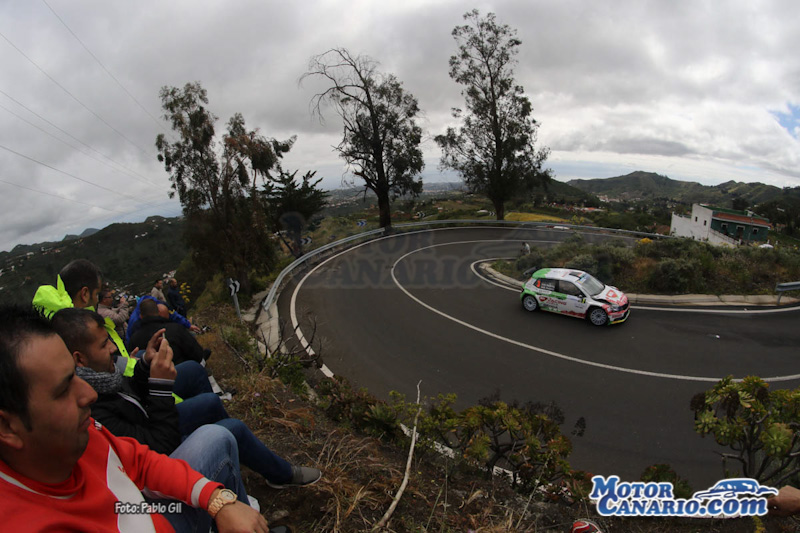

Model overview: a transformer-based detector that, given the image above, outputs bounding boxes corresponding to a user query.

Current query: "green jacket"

[32,276,136,377]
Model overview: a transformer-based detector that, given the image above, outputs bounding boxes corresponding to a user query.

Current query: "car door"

[557,280,590,317]
[532,277,558,311]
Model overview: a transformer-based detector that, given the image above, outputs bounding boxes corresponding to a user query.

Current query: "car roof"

[532,268,587,283]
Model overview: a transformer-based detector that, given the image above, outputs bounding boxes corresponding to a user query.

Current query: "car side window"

[558,280,582,297]
[537,279,556,292]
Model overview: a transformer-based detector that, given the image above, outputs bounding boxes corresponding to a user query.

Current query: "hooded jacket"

[33,276,136,376]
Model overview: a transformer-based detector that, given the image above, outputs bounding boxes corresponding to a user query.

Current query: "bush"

[316,376,401,440]
[192,273,229,311]
[408,393,577,493]
[640,464,693,499]
[516,250,544,274]
[496,234,800,295]
[565,254,598,276]
[647,258,702,294]
[693,376,800,486]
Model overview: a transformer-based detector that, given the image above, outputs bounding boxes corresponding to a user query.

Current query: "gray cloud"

[1,0,799,251]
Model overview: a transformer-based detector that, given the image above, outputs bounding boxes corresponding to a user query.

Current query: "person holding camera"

[97,288,131,338]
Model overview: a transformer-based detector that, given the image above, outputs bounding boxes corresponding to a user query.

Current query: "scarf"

[75,365,124,395]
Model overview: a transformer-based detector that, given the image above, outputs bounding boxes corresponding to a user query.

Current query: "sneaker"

[571,519,602,533]
[266,466,322,489]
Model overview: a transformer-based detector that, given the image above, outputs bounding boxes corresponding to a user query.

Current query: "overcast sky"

[1,0,798,252]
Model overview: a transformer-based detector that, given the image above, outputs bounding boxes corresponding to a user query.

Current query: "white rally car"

[520,268,630,326]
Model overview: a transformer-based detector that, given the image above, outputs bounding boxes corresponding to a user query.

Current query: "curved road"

[280,226,800,487]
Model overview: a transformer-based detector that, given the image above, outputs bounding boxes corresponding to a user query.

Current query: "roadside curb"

[479,262,799,307]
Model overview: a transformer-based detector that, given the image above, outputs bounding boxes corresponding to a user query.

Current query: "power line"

[0,177,123,213]
[41,0,176,141]
[0,142,145,202]
[0,88,160,186]
[0,101,162,188]
[0,29,151,156]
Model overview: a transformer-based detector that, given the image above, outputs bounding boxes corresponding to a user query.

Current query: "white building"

[670,204,771,247]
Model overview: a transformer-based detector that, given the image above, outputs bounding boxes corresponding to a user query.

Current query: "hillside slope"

[568,171,794,206]
[0,216,186,305]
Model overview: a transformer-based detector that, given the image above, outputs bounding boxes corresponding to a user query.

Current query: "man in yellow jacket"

[32,259,136,377]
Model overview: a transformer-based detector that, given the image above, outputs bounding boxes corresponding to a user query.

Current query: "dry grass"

[191,304,800,532]
[505,212,569,223]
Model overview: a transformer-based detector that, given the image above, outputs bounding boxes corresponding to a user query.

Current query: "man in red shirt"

[0,304,270,532]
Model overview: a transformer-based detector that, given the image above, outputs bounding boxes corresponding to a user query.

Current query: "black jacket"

[127,316,205,365]
[89,357,180,455]
[167,286,187,316]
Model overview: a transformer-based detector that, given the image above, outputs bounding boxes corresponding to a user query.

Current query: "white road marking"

[470,259,800,315]
[290,228,800,383]
[391,242,800,383]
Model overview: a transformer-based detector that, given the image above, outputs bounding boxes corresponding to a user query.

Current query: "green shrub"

[516,250,544,274]
[647,258,702,293]
[693,376,800,485]
[316,376,400,440]
[640,464,693,499]
[269,354,309,395]
[563,232,585,246]
[407,393,576,492]
[565,254,598,276]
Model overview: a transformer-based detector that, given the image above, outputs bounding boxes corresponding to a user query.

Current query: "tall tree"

[155,82,294,292]
[303,48,424,229]
[263,169,328,257]
[436,10,551,220]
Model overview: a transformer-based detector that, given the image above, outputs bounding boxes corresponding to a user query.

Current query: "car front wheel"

[522,294,539,312]
[588,307,608,326]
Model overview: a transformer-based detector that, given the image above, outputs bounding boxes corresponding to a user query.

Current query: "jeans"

[147,424,248,533]
[174,361,212,399]
[176,393,293,484]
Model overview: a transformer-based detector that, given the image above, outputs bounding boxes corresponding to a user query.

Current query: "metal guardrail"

[263,228,385,316]
[391,219,670,240]
[261,219,672,316]
[776,281,800,304]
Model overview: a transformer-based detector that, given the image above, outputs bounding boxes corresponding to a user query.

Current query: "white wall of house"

[707,229,737,247]
[671,204,737,247]
[671,204,713,240]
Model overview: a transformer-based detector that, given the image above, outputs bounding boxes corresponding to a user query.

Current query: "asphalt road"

[280,226,800,488]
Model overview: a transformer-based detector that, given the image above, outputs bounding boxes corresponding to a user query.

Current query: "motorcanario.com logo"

[589,476,778,517]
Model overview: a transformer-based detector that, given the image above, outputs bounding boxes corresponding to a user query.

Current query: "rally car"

[520,268,630,326]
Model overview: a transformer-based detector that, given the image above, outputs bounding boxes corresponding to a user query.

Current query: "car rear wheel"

[588,307,608,326]
[522,294,538,312]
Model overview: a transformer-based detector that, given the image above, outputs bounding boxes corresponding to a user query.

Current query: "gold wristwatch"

[207,488,237,518]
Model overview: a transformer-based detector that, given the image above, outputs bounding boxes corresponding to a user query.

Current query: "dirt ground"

[192,304,800,533]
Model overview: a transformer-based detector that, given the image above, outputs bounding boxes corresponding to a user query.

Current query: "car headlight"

[610,305,621,312]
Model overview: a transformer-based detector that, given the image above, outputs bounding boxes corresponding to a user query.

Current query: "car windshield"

[575,273,605,297]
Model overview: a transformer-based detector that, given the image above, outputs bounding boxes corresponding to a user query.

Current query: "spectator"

[32,258,102,317]
[126,295,201,345]
[52,307,322,491]
[32,259,134,374]
[151,278,167,303]
[167,278,188,316]
[128,300,208,365]
[0,304,270,532]
[96,288,130,338]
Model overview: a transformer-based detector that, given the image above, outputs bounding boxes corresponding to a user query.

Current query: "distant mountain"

[533,179,599,204]
[567,171,795,207]
[80,228,100,238]
[0,217,187,306]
